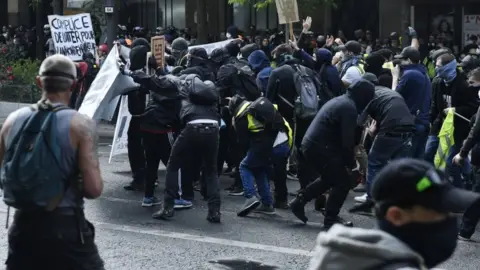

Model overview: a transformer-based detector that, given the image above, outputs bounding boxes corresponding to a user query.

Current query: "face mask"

[226,33,232,39]
[378,216,458,268]
[435,59,457,83]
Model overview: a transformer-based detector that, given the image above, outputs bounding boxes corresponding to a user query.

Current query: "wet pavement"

[0,145,479,269]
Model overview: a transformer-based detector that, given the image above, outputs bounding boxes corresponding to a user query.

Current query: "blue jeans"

[424,135,439,164]
[367,133,413,198]
[240,151,273,206]
[411,124,429,159]
[271,142,291,202]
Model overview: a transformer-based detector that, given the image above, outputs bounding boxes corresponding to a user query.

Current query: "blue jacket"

[396,64,431,125]
[248,50,272,94]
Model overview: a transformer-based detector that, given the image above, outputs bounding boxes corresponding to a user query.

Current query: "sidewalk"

[0,101,115,139]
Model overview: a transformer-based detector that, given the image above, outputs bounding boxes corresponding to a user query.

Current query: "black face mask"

[378,216,458,268]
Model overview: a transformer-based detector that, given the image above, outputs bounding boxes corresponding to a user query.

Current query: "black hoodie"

[302,79,375,167]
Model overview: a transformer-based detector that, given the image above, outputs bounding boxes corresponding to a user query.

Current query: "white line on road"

[0,204,315,257]
[95,221,315,257]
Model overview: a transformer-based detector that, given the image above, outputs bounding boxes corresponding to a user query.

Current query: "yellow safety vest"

[382,61,394,71]
[434,109,455,169]
[422,57,436,79]
[235,101,293,148]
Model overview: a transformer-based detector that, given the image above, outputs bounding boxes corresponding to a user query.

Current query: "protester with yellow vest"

[229,95,293,215]
[339,41,365,87]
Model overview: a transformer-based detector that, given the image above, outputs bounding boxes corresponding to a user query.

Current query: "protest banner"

[48,13,96,61]
[275,0,299,25]
[109,95,132,162]
[152,36,166,67]
[189,39,231,54]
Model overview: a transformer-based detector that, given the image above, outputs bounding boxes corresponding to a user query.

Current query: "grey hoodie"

[307,224,440,270]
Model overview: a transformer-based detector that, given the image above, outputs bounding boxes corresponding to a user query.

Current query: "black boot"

[207,207,221,223]
[289,193,308,223]
[323,216,353,230]
[152,204,175,220]
[349,199,374,215]
[314,194,327,213]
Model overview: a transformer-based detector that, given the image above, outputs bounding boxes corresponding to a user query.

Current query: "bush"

[0,42,41,103]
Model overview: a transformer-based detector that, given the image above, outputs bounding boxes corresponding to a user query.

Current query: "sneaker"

[237,197,260,217]
[324,216,353,230]
[152,206,174,220]
[124,181,144,191]
[274,200,289,209]
[228,186,244,196]
[458,234,473,242]
[142,197,162,207]
[174,199,193,209]
[354,193,368,203]
[353,183,366,193]
[254,204,276,215]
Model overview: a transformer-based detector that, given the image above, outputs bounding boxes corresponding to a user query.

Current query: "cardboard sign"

[47,13,96,61]
[109,95,132,162]
[275,0,299,25]
[151,36,166,67]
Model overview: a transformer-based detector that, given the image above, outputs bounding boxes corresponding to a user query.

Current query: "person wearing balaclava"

[314,48,343,96]
[171,37,189,67]
[209,47,230,79]
[364,52,392,88]
[289,79,375,229]
[425,53,479,189]
[248,50,272,95]
[178,47,215,81]
[309,158,480,270]
[226,25,239,40]
[239,43,259,65]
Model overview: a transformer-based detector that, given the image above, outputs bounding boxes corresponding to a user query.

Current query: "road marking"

[95,221,315,257]
[0,207,314,257]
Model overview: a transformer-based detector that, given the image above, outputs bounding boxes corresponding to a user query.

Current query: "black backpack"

[246,97,285,132]
[231,63,262,101]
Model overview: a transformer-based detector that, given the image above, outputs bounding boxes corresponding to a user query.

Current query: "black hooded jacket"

[129,72,181,133]
[302,80,375,167]
[178,47,215,81]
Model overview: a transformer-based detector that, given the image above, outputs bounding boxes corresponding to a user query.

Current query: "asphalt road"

[0,145,479,269]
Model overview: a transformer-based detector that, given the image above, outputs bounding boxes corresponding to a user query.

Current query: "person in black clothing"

[453,68,480,241]
[289,79,375,229]
[152,74,222,223]
[178,47,215,81]
[425,53,478,188]
[265,44,323,190]
[122,38,150,192]
[350,73,415,213]
[364,52,392,88]
[121,63,182,208]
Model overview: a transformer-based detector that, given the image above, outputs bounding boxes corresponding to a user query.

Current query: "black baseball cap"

[394,46,421,62]
[372,158,480,214]
[345,41,362,55]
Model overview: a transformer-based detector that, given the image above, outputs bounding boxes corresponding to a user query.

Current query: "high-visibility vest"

[235,101,293,148]
[422,57,436,79]
[383,61,394,71]
[434,109,455,169]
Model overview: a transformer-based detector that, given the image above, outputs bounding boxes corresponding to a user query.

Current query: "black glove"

[171,66,185,76]
[130,70,150,84]
[148,56,158,70]
[407,26,417,38]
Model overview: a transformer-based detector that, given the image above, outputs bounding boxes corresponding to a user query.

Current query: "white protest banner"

[464,15,480,46]
[275,0,299,25]
[109,95,132,162]
[48,13,96,61]
[189,39,231,54]
[78,44,138,120]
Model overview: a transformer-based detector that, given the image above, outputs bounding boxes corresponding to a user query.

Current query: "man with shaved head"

[0,54,105,270]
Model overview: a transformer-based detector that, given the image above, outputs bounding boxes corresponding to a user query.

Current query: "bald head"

[38,54,77,93]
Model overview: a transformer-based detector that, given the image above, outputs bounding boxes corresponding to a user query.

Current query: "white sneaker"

[354,193,367,203]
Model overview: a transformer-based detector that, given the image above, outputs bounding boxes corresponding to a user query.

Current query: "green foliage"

[0,43,42,103]
[228,0,339,9]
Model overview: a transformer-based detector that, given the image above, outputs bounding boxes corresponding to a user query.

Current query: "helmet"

[99,44,108,53]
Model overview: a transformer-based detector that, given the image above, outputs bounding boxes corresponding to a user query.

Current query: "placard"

[151,36,166,67]
[275,0,299,25]
[48,13,96,61]
[464,15,480,46]
[109,96,132,162]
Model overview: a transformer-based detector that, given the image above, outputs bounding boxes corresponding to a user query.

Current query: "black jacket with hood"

[178,47,215,82]
[178,74,220,124]
[302,79,375,168]
[430,71,479,151]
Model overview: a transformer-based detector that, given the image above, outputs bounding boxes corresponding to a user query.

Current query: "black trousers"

[295,120,318,189]
[142,131,174,198]
[460,166,480,238]
[128,118,146,183]
[6,211,104,270]
[301,145,351,219]
[164,123,220,209]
